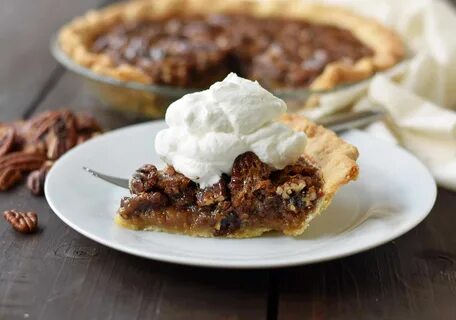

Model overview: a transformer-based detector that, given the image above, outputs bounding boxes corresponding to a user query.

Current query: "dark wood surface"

[1,1,455,319]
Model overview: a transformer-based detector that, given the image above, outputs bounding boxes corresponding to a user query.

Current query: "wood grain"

[34,72,147,130]
[0,0,105,122]
[277,188,456,320]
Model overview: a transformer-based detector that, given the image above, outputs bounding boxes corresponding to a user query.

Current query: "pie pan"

[50,0,409,118]
[51,37,402,119]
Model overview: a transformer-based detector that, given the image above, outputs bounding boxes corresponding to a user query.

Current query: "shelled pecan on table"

[3,209,38,234]
[0,167,22,191]
[26,161,53,196]
[0,109,103,193]
[0,126,15,156]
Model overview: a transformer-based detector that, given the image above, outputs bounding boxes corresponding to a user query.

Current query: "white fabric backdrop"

[303,0,456,190]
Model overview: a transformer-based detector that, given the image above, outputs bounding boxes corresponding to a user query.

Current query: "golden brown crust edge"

[280,113,359,236]
[58,0,405,90]
[115,114,359,238]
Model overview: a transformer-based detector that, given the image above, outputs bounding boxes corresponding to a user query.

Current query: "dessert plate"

[45,121,436,268]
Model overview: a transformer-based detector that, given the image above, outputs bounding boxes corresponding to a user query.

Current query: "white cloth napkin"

[303,0,456,190]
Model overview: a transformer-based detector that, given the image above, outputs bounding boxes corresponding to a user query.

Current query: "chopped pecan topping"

[3,209,38,234]
[0,168,22,191]
[119,192,168,218]
[276,178,306,200]
[229,152,274,211]
[196,179,228,207]
[121,152,323,236]
[0,126,16,156]
[156,166,196,207]
[130,164,159,195]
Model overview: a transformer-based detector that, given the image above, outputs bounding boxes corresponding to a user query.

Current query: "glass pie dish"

[52,37,387,119]
[50,0,409,119]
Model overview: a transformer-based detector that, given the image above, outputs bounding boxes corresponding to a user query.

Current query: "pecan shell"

[0,126,16,156]
[3,209,38,234]
[0,168,22,191]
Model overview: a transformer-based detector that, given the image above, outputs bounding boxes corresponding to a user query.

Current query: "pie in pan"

[58,0,405,90]
[116,114,359,238]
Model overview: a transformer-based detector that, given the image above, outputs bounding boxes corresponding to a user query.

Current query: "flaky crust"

[58,0,405,90]
[280,114,359,235]
[116,115,359,237]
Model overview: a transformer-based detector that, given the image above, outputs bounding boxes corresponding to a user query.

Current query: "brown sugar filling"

[117,152,324,236]
[90,14,373,89]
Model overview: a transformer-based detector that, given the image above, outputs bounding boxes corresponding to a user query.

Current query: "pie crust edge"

[115,114,359,238]
[58,0,405,90]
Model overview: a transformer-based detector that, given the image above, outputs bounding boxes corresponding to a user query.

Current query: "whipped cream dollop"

[155,73,307,188]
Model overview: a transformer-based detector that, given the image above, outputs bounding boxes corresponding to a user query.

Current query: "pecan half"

[75,112,103,134]
[22,141,46,156]
[45,111,77,160]
[130,164,159,195]
[0,126,16,156]
[26,110,61,142]
[3,210,38,233]
[76,132,100,145]
[0,168,22,191]
[45,128,66,160]
[0,152,45,172]
[26,161,53,196]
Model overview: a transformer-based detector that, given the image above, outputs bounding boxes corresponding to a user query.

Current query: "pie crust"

[115,114,359,237]
[58,0,405,90]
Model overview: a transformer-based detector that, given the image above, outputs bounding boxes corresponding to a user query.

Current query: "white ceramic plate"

[45,121,436,268]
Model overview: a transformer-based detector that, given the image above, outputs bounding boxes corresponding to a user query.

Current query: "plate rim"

[45,121,437,269]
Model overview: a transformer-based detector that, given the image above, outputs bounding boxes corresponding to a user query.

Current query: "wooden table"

[1,1,455,319]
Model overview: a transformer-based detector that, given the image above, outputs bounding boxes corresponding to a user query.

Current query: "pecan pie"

[115,115,359,237]
[58,0,404,91]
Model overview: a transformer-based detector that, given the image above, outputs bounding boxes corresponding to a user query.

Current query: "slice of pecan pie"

[116,114,359,237]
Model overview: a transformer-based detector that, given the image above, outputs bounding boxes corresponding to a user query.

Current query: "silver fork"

[83,108,385,188]
[83,166,129,189]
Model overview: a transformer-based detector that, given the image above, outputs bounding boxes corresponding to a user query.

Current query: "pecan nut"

[3,209,38,233]
[76,132,100,145]
[196,180,228,207]
[22,141,46,156]
[26,161,53,196]
[0,168,22,191]
[45,128,66,160]
[26,110,61,142]
[45,111,77,160]
[0,151,45,172]
[0,126,16,156]
[75,112,103,134]
[130,164,159,194]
